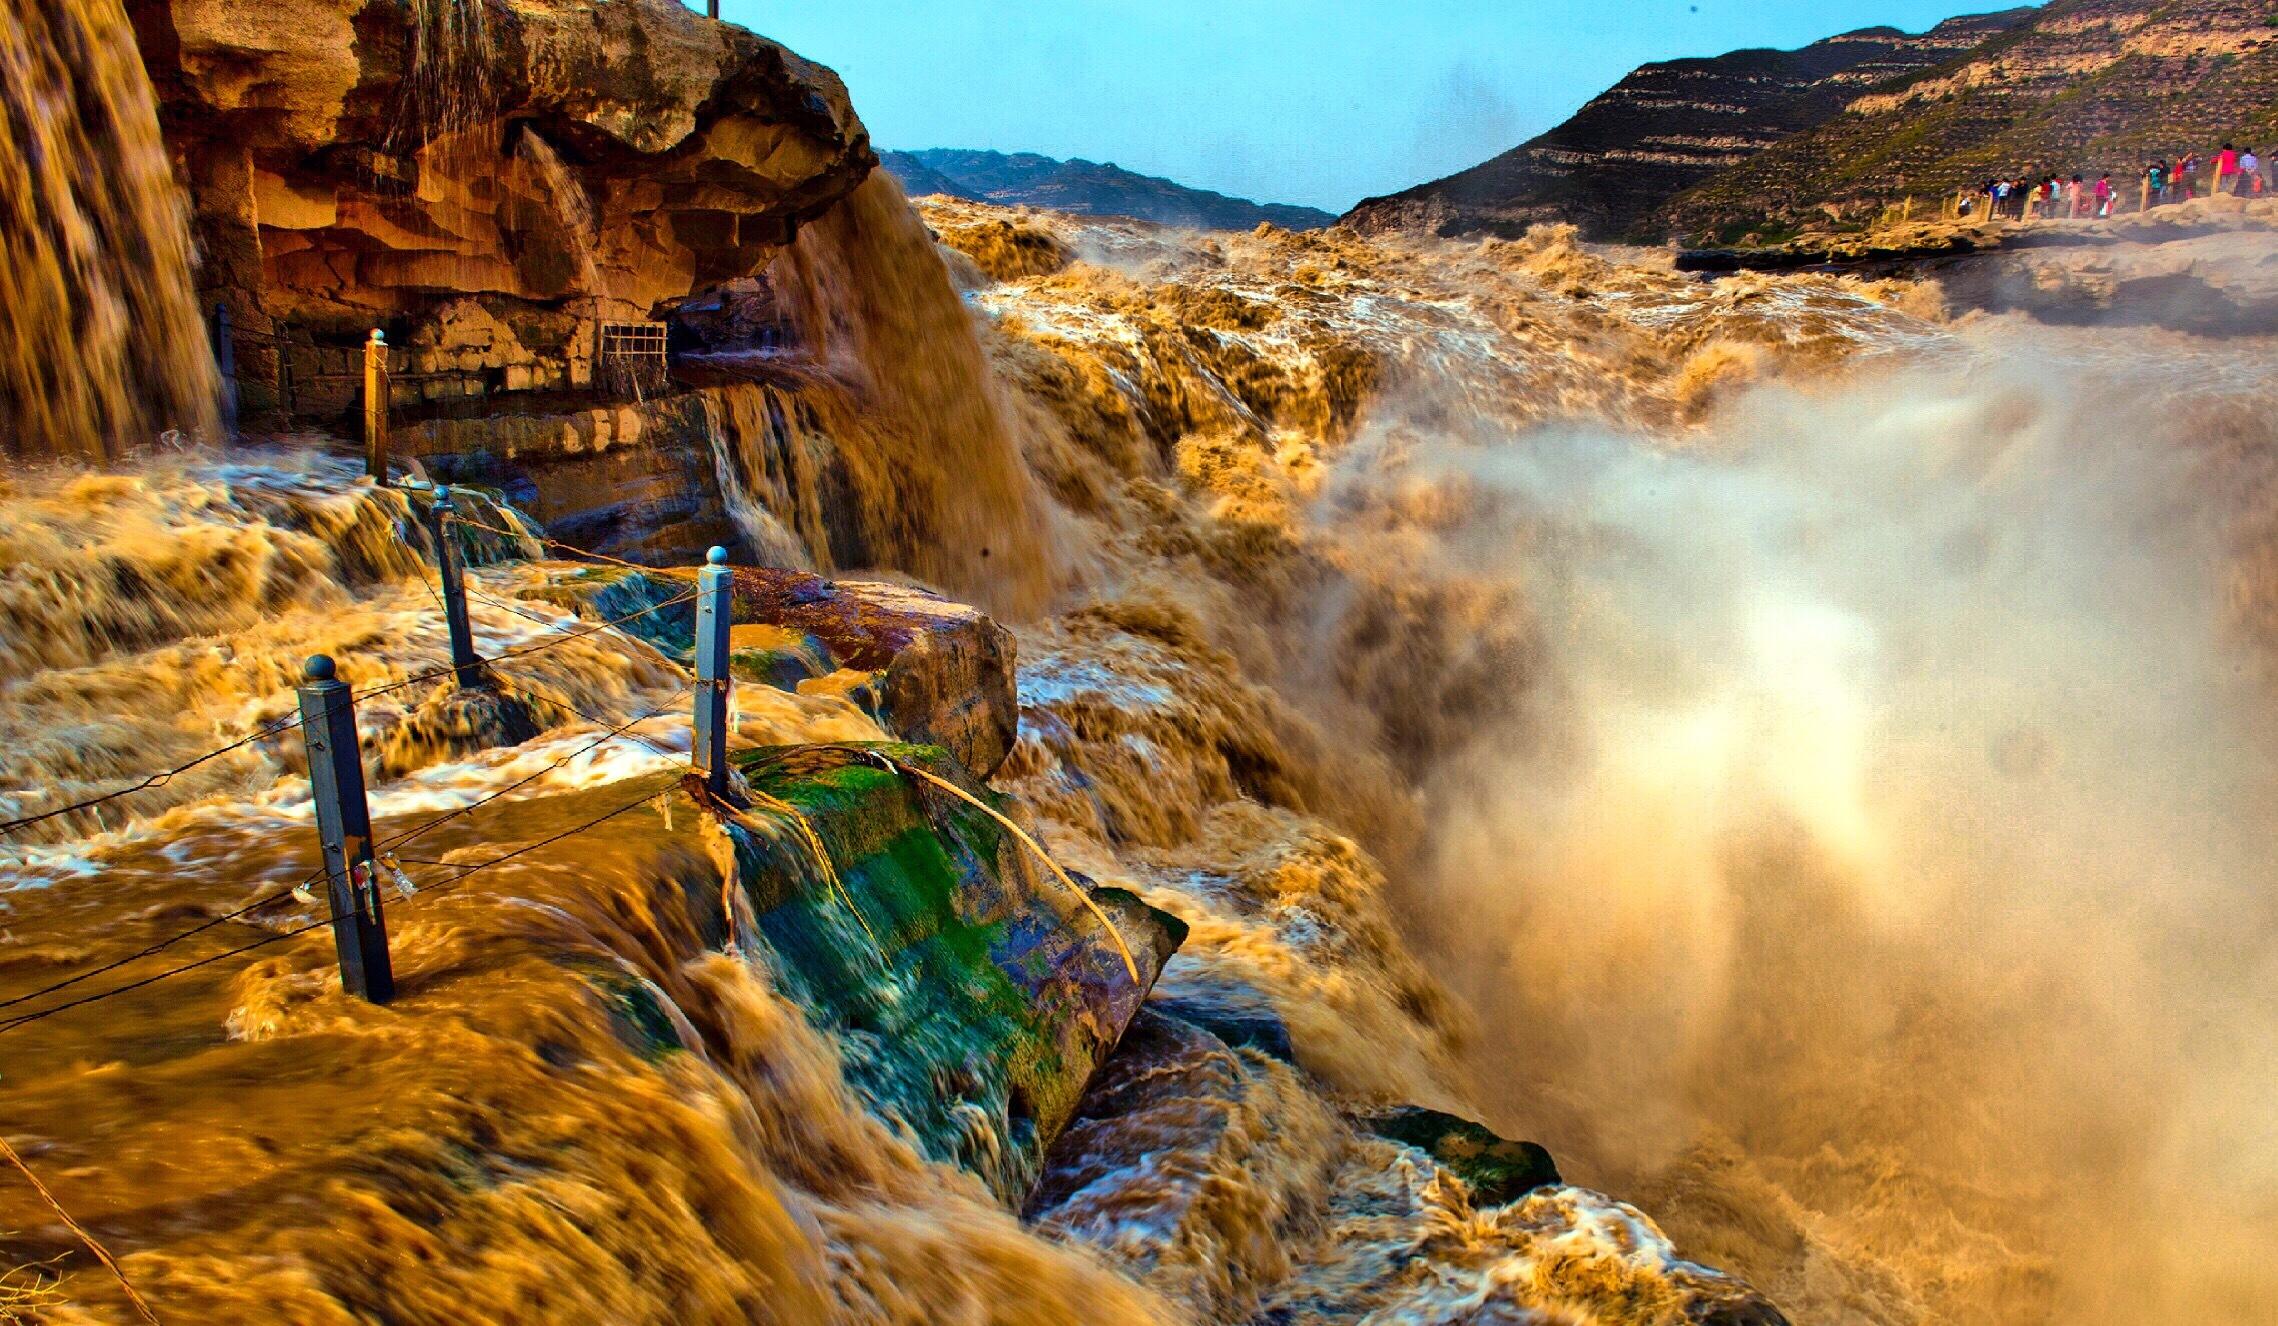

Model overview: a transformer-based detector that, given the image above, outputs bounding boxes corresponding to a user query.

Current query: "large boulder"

[716,743,1187,1199]
[1026,1008,1346,1321]
[1032,1010,1788,1323]
[730,570,1021,779]
[519,563,1022,780]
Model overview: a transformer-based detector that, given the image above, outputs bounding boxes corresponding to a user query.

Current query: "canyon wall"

[1342,10,2031,242]
[128,0,874,417]
[1350,0,2278,245]
[1662,0,2278,240]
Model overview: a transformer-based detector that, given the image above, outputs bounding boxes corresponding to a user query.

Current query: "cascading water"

[8,3,2276,1316]
[509,127,605,298]
[399,0,496,151]
[736,173,1059,616]
[0,0,218,460]
[920,199,2278,1324]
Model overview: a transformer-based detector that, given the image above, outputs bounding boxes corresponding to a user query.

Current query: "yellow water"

[6,38,2278,1320]
[0,0,218,460]
[939,201,2278,1323]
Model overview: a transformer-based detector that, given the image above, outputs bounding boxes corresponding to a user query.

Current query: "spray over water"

[1345,345,2278,1324]
[749,174,1058,615]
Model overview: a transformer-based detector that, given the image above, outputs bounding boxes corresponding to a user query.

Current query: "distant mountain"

[1348,1,2278,246]
[880,149,1336,231]
[1655,0,2278,243]
[1344,9,2035,243]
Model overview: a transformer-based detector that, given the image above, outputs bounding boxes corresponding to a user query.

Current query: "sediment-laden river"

[5,3,2278,1322]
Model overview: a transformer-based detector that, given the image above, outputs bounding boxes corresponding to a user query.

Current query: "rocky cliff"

[1658,0,2278,241]
[1343,9,2033,241]
[128,0,875,411]
[883,148,1335,231]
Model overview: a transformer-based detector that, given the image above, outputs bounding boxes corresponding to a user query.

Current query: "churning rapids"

[8,12,2278,1325]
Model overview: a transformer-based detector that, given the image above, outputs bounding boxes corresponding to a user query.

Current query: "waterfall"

[401,0,496,149]
[755,173,1058,616]
[0,0,219,461]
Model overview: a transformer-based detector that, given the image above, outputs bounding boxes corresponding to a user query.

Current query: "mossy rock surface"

[718,743,1183,1200]
[1364,1107,1561,1206]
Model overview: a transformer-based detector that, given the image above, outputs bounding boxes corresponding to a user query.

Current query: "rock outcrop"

[1029,1008,1787,1324]
[1931,195,2278,333]
[126,0,875,413]
[729,570,1021,780]
[1349,0,2278,245]
[530,562,1022,781]
[1343,10,2032,242]
[716,743,1186,1200]
[884,148,1335,231]
[1662,0,2278,241]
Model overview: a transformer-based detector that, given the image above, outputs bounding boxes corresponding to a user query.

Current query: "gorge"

[4,2,2278,1325]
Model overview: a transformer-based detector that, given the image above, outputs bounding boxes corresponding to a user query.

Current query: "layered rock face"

[1663,0,2278,240]
[1351,0,2278,244]
[1343,10,2032,242]
[127,0,873,413]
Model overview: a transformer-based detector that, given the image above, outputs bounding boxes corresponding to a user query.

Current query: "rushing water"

[0,0,218,460]
[916,200,2278,1323]
[5,13,2278,1320]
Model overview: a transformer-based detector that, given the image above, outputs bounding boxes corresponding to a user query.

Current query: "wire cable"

[0,788,667,1038]
[441,510,661,573]
[0,689,690,1017]
[0,714,306,840]
[0,590,694,845]
[373,685,689,860]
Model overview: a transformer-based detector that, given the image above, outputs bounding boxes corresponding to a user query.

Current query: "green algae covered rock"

[715,743,1185,1200]
[1362,1107,1561,1206]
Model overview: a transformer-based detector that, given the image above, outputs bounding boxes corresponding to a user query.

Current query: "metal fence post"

[296,655,395,1004]
[363,329,390,485]
[212,302,239,436]
[692,547,734,794]
[424,486,487,689]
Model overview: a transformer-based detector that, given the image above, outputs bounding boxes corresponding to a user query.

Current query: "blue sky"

[731,2,2017,213]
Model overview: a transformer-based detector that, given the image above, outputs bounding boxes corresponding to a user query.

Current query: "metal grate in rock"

[597,320,671,402]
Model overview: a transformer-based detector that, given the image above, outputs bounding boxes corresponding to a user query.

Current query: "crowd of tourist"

[1959,143,2269,221]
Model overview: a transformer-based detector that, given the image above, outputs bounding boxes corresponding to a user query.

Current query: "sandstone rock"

[730,569,1020,780]
[1031,1009,1784,1324]
[1147,962,1297,1061]
[1026,1008,1346,1320]
[401,391,743,567]
[128,0,876,406]
[522,563,1021,782]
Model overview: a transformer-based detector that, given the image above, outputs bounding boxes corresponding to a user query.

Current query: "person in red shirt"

[2216,143,2240,194]
[2093,174,2113,217]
